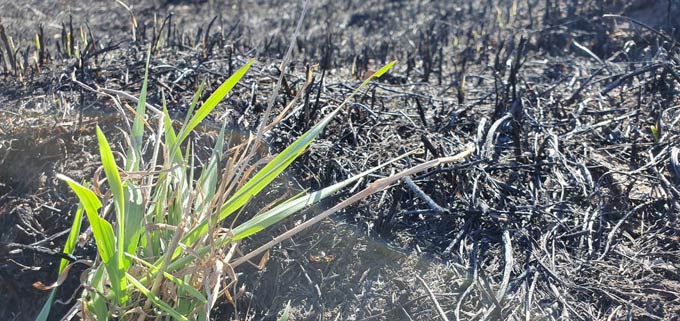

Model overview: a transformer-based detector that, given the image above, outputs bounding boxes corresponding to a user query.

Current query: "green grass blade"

[57,174,125,303]
[60,205,85,270]
[35,205,86,320]
[124,183,144,259]
[126,253,207,304]
[163,272,207,305]
[163,81,205,165]
[165,151,412,273]
[127,273,189,321]
[163,106,183,164]
[96,126,125,253]
[161,104,191,226]
[373,61,396,78]
[177,61,397,253]
[339,60,396,110]
[35,205,85,321]
[181,80,205,133]
[178,97,340,248]
[195,123,226,211]
[34,290,58,321]
[221,60,396,225]
[127,47,151,172]
[231,151,411,240]
[96,126,129,303]
[178,127,314,251]
[278,302,291,321]
[57,175,112,263]
[176,60,253,146]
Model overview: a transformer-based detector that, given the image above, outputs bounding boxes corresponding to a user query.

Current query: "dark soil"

[1,0,680,320]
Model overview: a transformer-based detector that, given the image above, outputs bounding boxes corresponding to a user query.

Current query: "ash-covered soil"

[1,0,679,320]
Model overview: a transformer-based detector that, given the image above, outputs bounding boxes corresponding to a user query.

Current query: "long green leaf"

[181,81,205,137]
[35,205,85,321]
[163,105,183,164]
[127,47,151,172]
[163,151,410,274]
[176,61,396,255]
[278,302,291,321]
[195,123,226,212]
[223,61,396,216]
[162,105,191,227]
[35,291,58,321]
[96,126,125,250]
[177,108,326,251]
[176,60,253,146]
[96,126,129,303]
[60,205,85,270]
[231,151,412,240]
[57,175,125,304]
[57,175,113,263]
[124,183,144,259]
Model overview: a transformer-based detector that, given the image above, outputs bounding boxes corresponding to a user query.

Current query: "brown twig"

[416,275,450,321]
[230,144,475,268]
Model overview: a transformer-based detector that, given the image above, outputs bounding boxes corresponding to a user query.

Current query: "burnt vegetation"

[1,0,679,320]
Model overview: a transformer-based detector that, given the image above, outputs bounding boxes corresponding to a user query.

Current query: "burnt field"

[1,0,680,320]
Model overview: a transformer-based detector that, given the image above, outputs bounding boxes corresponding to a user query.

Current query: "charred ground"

[1,0,679,320]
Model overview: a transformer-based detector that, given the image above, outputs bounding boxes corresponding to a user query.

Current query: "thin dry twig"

[403,176,448,213]
[415,275,450,321]
[231,144,475,268]
[597,199,659,261]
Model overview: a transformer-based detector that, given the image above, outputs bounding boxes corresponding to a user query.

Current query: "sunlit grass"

[36,49,397,320]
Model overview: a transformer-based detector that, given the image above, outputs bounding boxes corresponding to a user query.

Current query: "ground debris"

[1,0,679,320]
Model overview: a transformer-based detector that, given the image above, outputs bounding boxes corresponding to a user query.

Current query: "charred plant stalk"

[403,176,447,213]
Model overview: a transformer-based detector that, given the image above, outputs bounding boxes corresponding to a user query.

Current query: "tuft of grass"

[36,49,400,320]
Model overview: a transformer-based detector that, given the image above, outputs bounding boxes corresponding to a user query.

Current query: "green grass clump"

[36,49,396,321]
